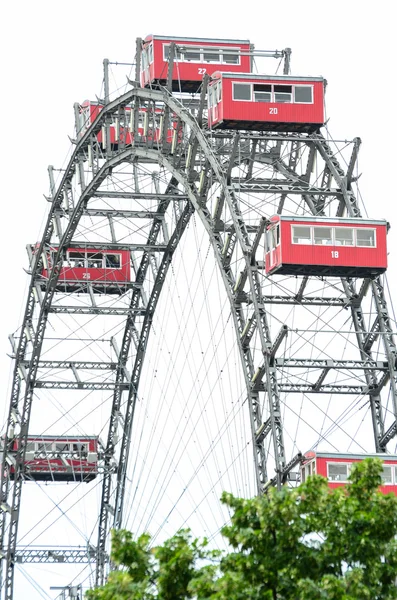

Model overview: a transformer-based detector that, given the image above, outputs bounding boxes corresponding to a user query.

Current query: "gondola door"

[210,81,221,124]
[266,222,280,271]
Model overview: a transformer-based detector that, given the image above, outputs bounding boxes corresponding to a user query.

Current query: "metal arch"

[7,87,293,595]
[2,77,397,600]
[1,86,286,596]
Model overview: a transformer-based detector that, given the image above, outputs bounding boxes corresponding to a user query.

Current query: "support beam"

[67,242,167,252]
[34,381,130,390]
[255,418,271,444]
[312,363,332,391]
[22,361,118,370]
[48,306,147,316]
[278,383,368,394]
[268,325,288,362]
[14,547,100,564]
[380,422,397,449]
[275,358,388,371]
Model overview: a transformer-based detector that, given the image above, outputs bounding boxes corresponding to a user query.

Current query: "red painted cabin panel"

[265,215,388,278]
[141,35,252,93]
[7,436,100,483]
[208,73,325,133]
[79,100,178,147]
[301,451,397,496]
[34,245,131,294]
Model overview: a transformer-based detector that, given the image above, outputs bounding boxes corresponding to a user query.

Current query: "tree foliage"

[87,459,397,599]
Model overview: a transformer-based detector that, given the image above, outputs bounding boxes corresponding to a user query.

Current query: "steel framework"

[1,43,397,599]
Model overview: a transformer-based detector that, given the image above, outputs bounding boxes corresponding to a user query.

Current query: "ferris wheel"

[1,34,396,599]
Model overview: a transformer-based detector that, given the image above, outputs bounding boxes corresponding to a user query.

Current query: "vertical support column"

[132,46,141,145]
[283,48,291,75]
[103,58,112,159]
[103,58,110,105]
[48,165,56,199]
[161,43,176,151]
[371,278,397,442]
[135,38,142,87]
[74,104,86,191]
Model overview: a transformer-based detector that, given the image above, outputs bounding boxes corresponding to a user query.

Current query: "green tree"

[87,458,397,599]
[86,529,218,600]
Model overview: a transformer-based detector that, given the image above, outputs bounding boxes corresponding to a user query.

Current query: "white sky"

[0,0,396,598]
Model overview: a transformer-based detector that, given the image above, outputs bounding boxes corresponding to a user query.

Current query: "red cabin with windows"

[6,436,100,483]
[208,73,325,132]
[264,215,388,278]
[79,100,178,147]
[301,451,397,496]
[141,35,252,93]
[33,245,132,294]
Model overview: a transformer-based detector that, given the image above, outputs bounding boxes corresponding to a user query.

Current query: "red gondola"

[301,451,397,496]
[32,245,132,294]
[208,72,325,132]
[264,215,388,278]
[79,100,178,147]
[140,35,252,93]
[5,436,100,483]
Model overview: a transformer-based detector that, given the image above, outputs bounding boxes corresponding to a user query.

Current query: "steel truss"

[1,55,397,600]
[12,547,99,564]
